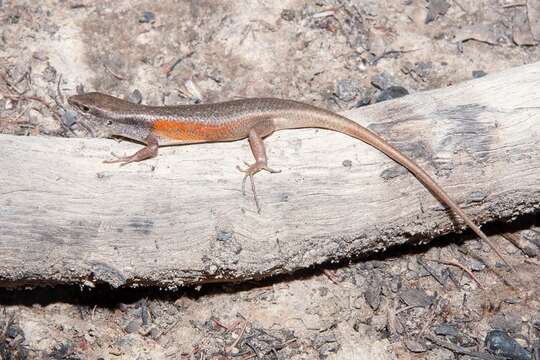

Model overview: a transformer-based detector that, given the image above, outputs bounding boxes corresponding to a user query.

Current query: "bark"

[1,63,539,288]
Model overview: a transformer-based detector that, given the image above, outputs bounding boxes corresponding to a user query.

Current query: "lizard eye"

[80,105,90,113]
[106,120,113,126]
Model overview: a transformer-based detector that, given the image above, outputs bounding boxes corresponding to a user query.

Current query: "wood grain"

[1,63,539,288]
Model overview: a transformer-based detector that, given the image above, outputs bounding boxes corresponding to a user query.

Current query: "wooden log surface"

[1,63,539,288]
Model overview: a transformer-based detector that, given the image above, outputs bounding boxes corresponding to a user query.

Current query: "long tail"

[273,108,514,271]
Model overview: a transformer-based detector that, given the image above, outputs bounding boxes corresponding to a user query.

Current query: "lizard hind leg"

[237,125,281,213]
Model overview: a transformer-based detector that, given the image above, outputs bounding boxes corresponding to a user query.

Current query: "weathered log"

[1,63,539,288]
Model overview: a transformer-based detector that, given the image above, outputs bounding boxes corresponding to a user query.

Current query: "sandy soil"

[1,0,539,359]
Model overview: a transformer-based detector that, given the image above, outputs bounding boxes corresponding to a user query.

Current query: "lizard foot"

[103,140,158,166]
[236,161,281,213]
[103,152,139,166]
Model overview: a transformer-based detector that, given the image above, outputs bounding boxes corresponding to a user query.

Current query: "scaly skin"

[68,92,514,271]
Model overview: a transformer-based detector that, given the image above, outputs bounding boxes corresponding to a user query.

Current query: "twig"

[371,49,418,65]
[425,258,485,290]
[228,320,249,351]
[275,338,297,349]
[525,258,540,266]
[417,301,438,339]
[244,341,261,359]
[1,72,25,94]
[238,353,257,360]
[323,269,340,284]
[0,92,53,110]
[104,64,126,81]
[12,104,31,121]
[425,335,497,360]
[418,257,447,288]
[394,305,419,315]
[387,298,400,338]
[239,338,297,360]
[460,247,517,290]
[501,0,527,8]
[155,318,181,339]
[212,318,230,330]
[501,232,526,254]
[163,52,194,77]
[56,73,65,105]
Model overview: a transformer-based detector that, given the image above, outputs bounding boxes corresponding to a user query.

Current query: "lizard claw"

[236,161,281,213]
[103,152,135,166]
[237,162,281,175]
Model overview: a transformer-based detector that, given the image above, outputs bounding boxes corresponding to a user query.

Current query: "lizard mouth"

[76,117,96,137]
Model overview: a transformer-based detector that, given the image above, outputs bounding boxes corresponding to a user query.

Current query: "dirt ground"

[1,0,540,359]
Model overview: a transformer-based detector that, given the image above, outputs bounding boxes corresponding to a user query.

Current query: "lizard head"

[68,92,148,141]
[68,92,124,118]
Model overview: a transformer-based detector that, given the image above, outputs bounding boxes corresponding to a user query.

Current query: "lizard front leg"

[237,124,281,213]
[104,134,159,166]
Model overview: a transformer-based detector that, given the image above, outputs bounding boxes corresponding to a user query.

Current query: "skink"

[68,92,513,270]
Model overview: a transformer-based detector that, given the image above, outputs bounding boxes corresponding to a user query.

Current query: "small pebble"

[523,230,540,246]
[335,79,361,102]
[125,320,140,334]
[375,86,409,103]
[141,301,149,326]
[433,323,459,337]
[467,190,487,203]
[208,264,218,274]
[76,84,85,95]
[216,230,233,242]
[42,64,57,83]
[5,323,22,338]
[370,314,387,332]
[281,9,295,21]
[489,313,522,334]
[32,50,49,61]
[61,110,77,128]
[128,89,143,104]
[404,338,427,353]
[399,288,433,308]
[354,95,372,107]
[390,274,401,293]
[139,11,156,23]
[425,0,450,23]
[485,330,531,360]
[7,14,20,24]
[149,327,160,339]
[364,280,382,310]
[315,333,339,358]
[184,80,202,102]
[371,73,392,90]
[468,257,486,272]
[415,61,433,80]
[472,70,487,78]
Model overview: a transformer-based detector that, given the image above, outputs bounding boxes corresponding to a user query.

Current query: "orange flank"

[151,119,231,141]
